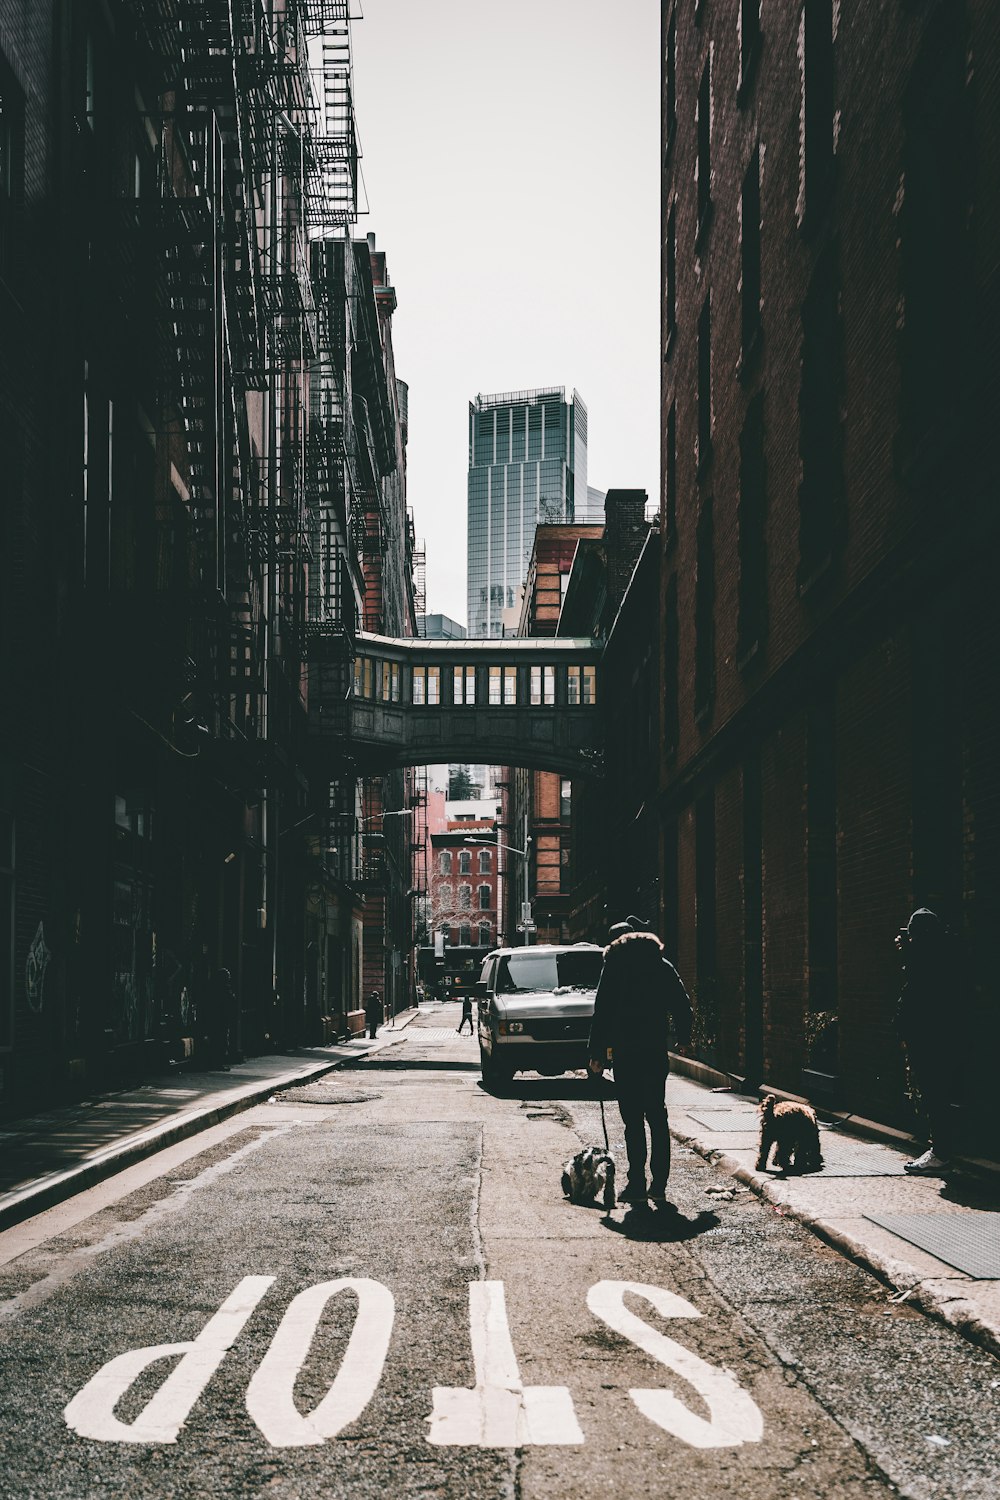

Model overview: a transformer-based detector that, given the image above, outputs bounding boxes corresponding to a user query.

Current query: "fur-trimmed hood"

[589,931,692,1063]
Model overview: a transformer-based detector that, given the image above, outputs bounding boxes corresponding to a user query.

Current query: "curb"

[671,1123,1000,1364]
[0,1019,424,1234]
[0,1055,350,1234]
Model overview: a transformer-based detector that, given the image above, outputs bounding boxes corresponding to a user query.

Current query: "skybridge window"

[412,665,440,705]
[453,666,476,704]
[353,658,374,699]
[488,665,517,705]
[530,665,555,706]
[569,664,597,705]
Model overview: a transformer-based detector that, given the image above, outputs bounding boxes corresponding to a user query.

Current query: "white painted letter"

[586,1281,763,1449]
[428,1281,582,1447]
[64,1276,274,1444]
[245,1278,394,1447]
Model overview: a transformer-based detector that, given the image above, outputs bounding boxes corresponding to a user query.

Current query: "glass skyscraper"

[466,387,603,637]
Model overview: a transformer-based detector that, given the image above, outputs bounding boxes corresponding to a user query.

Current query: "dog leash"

[598,1093,610,1153]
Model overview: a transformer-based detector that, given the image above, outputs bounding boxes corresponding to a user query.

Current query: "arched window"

[439,851,452,874]
[478,884,491,910]
[459,850,471,874]
[478,922,492,948]
[459,923,472,946]
[458,884,472,910]
[478,849,491,873]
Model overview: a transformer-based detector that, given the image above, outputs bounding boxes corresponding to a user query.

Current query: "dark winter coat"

[366,993,384,1027]
[896,908,955,1049]
[588,932,692,1079]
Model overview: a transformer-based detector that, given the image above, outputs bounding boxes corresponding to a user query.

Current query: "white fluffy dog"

[561,1146,616,1211]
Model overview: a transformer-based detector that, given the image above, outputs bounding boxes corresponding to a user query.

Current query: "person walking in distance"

[457,992,474,1035]
[365,989,383,1040]
[896,908,961,1175]
[588,918,692,1206]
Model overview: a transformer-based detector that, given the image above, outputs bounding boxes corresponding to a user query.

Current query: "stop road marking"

[64,1276,764,1451]
[428,1281,583,1446]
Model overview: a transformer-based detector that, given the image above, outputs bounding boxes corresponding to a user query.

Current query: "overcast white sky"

[350,1,660,627]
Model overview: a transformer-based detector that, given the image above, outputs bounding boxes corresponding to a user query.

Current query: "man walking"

[365,989,383,1040]
[457,993,474,1035]
[588,918,692,1206]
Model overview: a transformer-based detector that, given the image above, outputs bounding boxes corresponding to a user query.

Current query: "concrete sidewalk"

[666,1072,1000,1363]
[0,1009,420,1232]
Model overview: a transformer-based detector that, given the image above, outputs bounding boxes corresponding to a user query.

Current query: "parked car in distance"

[475,943,605,1088]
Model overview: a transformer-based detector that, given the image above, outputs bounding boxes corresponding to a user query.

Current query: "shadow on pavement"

[343,1058,482,1073]
[939,1176,1000,1211]
[601,1206,721,1243]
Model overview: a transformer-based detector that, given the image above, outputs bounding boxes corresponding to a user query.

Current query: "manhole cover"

[277,1085,381,1106]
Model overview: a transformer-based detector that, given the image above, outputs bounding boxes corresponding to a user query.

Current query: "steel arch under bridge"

[306,629,605,777]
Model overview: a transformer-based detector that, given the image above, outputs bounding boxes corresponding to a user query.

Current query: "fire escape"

[301,0,364,750]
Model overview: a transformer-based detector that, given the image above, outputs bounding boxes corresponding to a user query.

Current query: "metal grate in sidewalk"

[862,1212,1000,1278]
[686,1109,760,1132]
[809,1137,909,1176]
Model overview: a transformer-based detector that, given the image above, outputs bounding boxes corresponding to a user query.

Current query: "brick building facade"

[430,820,500,953]
[508,524,603,946]
[556,493,658,943]
[660,0,1000,1147]
[0,1,416,1108]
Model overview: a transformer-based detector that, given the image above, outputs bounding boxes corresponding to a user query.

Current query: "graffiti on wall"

[26,921,52,1014]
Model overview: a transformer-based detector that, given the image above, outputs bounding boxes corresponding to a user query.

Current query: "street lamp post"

[462,831,532,946]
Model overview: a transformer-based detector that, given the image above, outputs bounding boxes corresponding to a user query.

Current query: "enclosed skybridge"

[307,630,604,776]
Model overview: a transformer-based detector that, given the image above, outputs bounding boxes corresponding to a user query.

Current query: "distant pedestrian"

[205,967,233,1070]
[588,917,692,1206]
[457,994,474,1035]
[896,908,961,1174]
[366,989,383,1039]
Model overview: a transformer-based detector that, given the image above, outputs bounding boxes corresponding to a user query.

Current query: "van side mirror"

[474,981,488,998]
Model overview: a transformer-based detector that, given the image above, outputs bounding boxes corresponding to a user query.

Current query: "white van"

[475,943,605,1088]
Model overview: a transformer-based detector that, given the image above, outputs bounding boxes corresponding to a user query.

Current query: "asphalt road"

[1,1009,998,1499]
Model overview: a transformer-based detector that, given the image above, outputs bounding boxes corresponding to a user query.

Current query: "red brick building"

[430,819,500,954]
[659,0,1000,1148]
[508,524,603,945]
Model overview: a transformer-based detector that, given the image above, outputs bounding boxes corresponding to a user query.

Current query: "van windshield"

[495,949,602,994]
